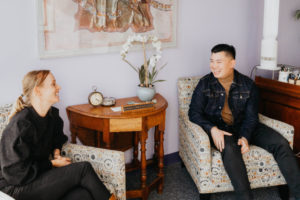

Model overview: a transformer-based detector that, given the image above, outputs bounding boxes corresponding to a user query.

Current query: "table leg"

[140,130,148,189]
[158,130,164,193]
[103,119,111,148]
[96,131,101,148]
[133,132,139,165]
[70,125,77,144]
[154,126,159,160]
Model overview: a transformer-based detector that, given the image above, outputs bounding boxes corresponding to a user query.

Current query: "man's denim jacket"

[188,70,259,142]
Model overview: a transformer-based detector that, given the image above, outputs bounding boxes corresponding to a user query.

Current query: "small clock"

[88,86,103,107]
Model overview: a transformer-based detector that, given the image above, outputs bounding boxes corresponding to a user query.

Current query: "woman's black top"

[0,106,68,189]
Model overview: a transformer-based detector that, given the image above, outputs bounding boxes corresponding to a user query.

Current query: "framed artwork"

[37,0,177,58]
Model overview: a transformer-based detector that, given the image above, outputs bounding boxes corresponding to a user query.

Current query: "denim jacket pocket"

[203,90,221,116]
[231,91,250,112]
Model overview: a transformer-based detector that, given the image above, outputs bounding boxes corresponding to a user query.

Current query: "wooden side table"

[66,93,168,200]
[255,76,300,165]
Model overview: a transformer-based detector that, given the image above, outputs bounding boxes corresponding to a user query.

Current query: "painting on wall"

[37,0,177,58]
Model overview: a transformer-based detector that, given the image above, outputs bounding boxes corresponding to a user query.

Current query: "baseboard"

[164,151,181,166]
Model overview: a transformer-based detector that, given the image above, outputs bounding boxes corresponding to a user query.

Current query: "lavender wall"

[0,1,299,161]
[277,0,300,66]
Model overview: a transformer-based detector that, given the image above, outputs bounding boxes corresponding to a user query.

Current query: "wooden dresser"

[255,76,300,164]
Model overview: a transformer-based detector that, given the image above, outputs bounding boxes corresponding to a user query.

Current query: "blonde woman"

[0,70,116,200]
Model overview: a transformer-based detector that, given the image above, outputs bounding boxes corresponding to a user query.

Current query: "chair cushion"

[0,104,12,138]
[211,146,286,192]
[0,191,14,200]
[180,127,287,193]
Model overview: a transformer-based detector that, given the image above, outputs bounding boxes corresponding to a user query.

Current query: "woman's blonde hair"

[9,70,50,121]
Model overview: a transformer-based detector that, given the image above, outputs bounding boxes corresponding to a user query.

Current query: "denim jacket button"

[218,106,222,109]
[221,93,224,96]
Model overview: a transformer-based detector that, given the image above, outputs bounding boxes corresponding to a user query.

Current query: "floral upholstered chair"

[0,104,126,200]
[177,76,294,199]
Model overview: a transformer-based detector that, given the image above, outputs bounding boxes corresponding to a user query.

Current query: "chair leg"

[278,184,289,200]
[199,193,210,200]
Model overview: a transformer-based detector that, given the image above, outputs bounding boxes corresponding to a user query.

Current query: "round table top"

[66,93,168,119]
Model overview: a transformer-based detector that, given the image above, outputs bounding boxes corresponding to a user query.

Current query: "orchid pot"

[137,85,156,102]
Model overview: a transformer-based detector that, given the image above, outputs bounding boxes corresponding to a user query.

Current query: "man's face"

[210,51,235,79]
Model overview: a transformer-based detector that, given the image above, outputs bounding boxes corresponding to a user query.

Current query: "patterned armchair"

[177,76,294,198]
[0,104,126,200]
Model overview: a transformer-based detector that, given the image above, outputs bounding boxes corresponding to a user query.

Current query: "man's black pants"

[5,161,111,200]
[216,123,300,200]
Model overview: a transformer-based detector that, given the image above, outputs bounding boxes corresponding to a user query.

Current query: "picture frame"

[37,0,177,58]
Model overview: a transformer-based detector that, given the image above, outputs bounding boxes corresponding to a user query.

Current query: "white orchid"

[149,57,156,67]
[152,41,161,50]
[120,34,166,87]
[152,36,158,41]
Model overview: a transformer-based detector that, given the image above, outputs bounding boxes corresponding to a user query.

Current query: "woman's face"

[38,73,61,105]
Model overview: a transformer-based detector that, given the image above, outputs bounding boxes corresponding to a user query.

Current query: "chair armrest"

[259,114,294,148]
[179,110,212,178]
[61,143,126,200]
[0,191,15,200]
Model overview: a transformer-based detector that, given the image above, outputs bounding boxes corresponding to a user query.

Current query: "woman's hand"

[51,156,71,168]
[53,149,61,159]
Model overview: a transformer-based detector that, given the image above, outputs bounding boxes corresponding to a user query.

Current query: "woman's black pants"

[215,123,300,200]
[6,161,111,200]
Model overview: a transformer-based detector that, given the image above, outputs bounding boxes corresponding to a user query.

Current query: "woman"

[0,70,116,200]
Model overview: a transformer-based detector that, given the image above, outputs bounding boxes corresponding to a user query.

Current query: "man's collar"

[232,69,242,87]
[208,73,218,85]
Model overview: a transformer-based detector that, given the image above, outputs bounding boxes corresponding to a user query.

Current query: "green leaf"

[152,71,157,81]
[152,80,166,84]
[132,60,167,86]
[139,65,145,84]
[158,63,167,72]
[123,58,139,73]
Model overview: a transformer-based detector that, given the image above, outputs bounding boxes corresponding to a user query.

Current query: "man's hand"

[238,137,250,154]
[53,149,61,159]
[51,156,72,168]
[211,126,232,152]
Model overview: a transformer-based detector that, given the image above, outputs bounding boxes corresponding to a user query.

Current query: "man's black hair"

[211,44,236,59]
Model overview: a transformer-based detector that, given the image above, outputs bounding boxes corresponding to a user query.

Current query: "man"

[188,44,300,200]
